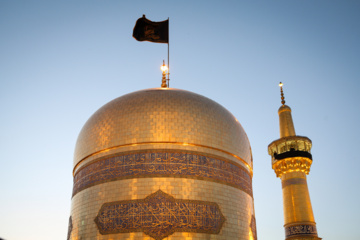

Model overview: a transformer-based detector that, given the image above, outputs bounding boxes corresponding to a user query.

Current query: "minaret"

[268,83,321,240]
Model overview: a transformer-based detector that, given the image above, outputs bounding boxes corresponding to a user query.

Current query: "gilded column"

[268,83,321,240]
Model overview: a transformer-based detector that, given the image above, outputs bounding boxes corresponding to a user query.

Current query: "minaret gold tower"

[268,83,321,240]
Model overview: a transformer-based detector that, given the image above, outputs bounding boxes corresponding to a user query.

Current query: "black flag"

[133,15,168,43]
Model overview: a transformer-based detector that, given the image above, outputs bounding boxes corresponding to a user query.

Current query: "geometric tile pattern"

[285,224,318,238]
[94,190,226,240]
[72,151,252,197]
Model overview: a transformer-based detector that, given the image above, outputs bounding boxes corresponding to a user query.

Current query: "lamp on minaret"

[160,60,168,88]
[268,83,321,240]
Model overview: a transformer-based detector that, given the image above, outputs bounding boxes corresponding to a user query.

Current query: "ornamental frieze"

[272,157,312,177]
[285,224,318,238]
[94,190,226,240]
[72,151,252,197]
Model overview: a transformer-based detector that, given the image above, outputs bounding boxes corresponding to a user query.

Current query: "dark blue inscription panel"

[285,224,318,238]
[94,190,225,240]
[73,151,252,197]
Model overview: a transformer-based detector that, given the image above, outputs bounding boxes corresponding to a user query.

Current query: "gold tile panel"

[69,178,255,240]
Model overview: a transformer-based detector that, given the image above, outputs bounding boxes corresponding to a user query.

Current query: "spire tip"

[279,82,286,105]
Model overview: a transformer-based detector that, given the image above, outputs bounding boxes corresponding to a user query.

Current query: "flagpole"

[167,43,169,87]
[167,17,170,88]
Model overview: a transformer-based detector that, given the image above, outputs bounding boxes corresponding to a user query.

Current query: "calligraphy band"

[285,224,318,238]
[72,151,253,197]
[95,190,225,240]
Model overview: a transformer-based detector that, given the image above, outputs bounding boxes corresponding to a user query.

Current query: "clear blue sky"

[1,1,359,239]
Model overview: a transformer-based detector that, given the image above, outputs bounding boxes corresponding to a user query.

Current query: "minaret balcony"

[268,136,312,163]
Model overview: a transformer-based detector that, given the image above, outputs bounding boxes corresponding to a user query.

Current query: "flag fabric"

[133,15,168,43]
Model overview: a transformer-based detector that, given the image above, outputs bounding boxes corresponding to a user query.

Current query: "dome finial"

[279,82,285,106]
[160,60,168,88]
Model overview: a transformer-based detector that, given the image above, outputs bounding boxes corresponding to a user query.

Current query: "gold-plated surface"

[278,105,296,138]
[70,87,256,240]
[73,141,251,176]
[94,190,226,239]
[268,136,313,177]
[268,136,312,164]
[73,88,252,168]
[70,177,255,240]
[272,157,312,177]
[268,136,312,162]
[281,172,315,224]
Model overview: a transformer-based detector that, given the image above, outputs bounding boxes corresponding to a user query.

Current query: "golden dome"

[73,88,252,172]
